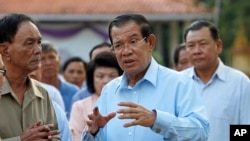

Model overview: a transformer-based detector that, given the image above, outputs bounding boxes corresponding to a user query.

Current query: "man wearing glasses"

[81,14,209,141]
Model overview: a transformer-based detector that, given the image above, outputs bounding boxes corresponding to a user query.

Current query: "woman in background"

[69,52,123,141]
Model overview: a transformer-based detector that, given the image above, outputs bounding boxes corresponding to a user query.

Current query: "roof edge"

[0,13,213,22]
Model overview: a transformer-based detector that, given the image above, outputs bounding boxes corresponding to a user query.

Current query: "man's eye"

[96,75,103,79]
[69,70,74,74]
[130,39,137,45]
[114,44,121,49]
[26,42,33,45]
[200,42,207,46]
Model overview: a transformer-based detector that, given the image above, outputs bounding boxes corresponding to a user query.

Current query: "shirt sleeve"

[239,78,250,123]
[81,127,104,141]
[52,88,65,111]
[151,79,209,140]
[46,93,61,140]
[81,131,95,141]
[53,102,72,141]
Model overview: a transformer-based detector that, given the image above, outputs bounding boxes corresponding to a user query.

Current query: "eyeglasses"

[0,68,6,76]
[112,37,147,53]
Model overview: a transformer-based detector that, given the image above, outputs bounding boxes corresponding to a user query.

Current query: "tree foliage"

[195,0,250,63]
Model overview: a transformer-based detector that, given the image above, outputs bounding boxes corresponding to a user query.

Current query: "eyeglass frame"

[0,68,6,75]
[111,37,147,53]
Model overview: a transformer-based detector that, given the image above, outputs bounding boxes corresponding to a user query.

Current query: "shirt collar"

[120,57,158,88]
[1,77,13,96]
[188,58,226,82]
[213,59,226,81]
[1,77,44,99]
[29,78,45,99]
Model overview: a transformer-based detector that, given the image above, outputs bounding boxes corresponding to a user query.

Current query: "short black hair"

[108,14,152,44]
[89,42,111,60]
[0,13,35,43]
[173,43,186,65]
[86,52,123,93]
[183,20,219,42]
[62,57,87,72]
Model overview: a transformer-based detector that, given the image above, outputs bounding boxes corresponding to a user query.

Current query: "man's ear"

[147,34,156,51]
[216,39,223,54]
[0,42,10,59]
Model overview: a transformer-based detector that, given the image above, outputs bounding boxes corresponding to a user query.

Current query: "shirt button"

[155,128,161,133]
[128,132,132,136]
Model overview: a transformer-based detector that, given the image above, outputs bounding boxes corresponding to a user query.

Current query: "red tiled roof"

[0,0,209,14]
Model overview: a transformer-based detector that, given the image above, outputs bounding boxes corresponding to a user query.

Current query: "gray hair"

[41,40,58,54]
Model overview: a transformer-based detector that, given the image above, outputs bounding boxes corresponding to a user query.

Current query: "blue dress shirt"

[71,82,92,106]
[52,101,72,141]
[182,59,250,141]
[58,77,80,119]
[82,57,209,141]
[41,82,65,110]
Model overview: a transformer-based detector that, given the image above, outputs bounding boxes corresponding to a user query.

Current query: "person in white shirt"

[182,20,250,141]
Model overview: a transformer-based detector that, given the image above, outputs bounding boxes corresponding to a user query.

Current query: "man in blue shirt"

[71,81,92,105]
[40,41,80,119]
[82,14,209,141]
[182,20,250,141]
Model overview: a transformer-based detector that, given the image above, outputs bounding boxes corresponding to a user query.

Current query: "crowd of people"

[0,13,249,141]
